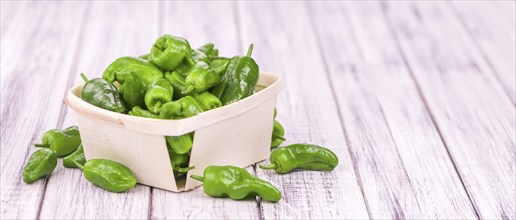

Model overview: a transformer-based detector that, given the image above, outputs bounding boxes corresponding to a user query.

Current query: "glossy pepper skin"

[150,35,194,71]
[211,44,259,105]
[63,144,86,168]
[166,143,194,175]
[164,71,189,100]
[190,166,281,202]
[22,148,57,184]
[81,73,127,113]
[193,91,222,110]
[260,144,339,174]
[159,96,205,119]
[120,71,146,110]
[34,126,81,157]
[192,50,209,64]
[76,159,137,193]
[166,133,193,154]
[144,79,174,113]
[271,120,285,148]
[197,43,219,57]
[102,56,163,86]
[183,62,220,94]
[210,59,229,76]
[128,106,159,119]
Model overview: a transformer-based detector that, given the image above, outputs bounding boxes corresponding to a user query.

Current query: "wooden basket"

[66,72,283,192]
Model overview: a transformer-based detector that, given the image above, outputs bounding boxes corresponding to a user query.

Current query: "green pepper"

[190,165,281,202]
[166,133,193,154]
[193,91,222,110]
[139,53,150,60]
[197,43,218,57]
[75,159,137,193]
[192,49,209,64]
[150,35,194,71]
[34,126,81,157]
[260,144,339,174]
[63,144,86,168]
[210,59,229,76]
[164,71,190,99]
[119,71,146,110]
[210,44,259,105]
[102,56,163,86]
[128,106,159,119]
[183,62,220,94]
[166,143,194,174]
[271,120,285,148]
[144,79,174,113]
[159,96,205,119]
[22,148,57,184]
[81,73,127,113]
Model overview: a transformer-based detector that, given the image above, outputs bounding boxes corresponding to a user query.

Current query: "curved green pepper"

[76,159,137,193]
[193,91,222,110]
[166,133,193,154]
[102,56,163,86]
[144,79,174,113]
[271,120,285,148]
[120,71,146,110]
[63,144,86,168]
[81,73,127,113]
[159,96,205,119]
[210,44,259,105]
[150,35,194,71]
[183,62,220,94]
[260,144,339,174]
[22,148,57,184]
[128,106,159,119]
[34,126,81,157]
[190,165,281,202]
[164,71,189,100]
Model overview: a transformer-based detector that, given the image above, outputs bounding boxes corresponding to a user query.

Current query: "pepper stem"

[153,101,162,113]
[80,73,89,83]
[190,175,204,182]
[246,44,254,57]
[183,85,194,94]
[74,161,84,170]
[273,136,286,141]
[174,166,195,173]
[34,143,49,148]
[259,163,277,170]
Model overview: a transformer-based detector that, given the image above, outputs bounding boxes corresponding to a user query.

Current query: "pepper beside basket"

[66,72,283,192]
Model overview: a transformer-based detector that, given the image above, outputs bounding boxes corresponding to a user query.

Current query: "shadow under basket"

[66,72,283,192]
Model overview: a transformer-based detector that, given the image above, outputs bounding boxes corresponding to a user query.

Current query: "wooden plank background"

[1,1,514,219]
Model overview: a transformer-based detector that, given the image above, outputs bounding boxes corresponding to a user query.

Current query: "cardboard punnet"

[66,72,283,192]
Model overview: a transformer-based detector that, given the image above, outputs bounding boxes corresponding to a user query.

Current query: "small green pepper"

[197,43,219,57]
[193,91,222,110]
[271,120,285,148]
[159,96,205,119]
[34,126,81,157]
[81,73,127,113]
[63,144,86,168]
[128,106,159,119]
[164,71,190,99]
[210,59,229,76]
[190,165,281,202]
[102,56,163,86]
[22,148,58,184]
[76,159,137,193]
[144,79,174,113]
[260,144,339,174]
[150,35,194,71]
[119,71,146,110]
[183,62,220,94]
[166,143,194,175]
[192,49,209,64]
[166,133,193,154]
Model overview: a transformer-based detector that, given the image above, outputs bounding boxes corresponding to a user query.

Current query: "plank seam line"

[304,2,372,218]
[147,187,153,220]
[379,2,481,219]
[35,3,92,219]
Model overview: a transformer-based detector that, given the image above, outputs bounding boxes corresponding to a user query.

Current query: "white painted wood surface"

[1,1,514,219]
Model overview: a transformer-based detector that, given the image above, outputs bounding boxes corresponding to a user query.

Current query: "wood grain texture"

[383,1,515,219]
[149,2,260,219]
[309,2,478,219]
[0,2,88,219]
[237,2,369,219]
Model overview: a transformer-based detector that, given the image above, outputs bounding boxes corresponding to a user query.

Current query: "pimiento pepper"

[102,56,163,86]
[166,144,194,175]
[164,71,190,100]
[128,106,159,119]
[210,44,259,105]
[159,96,205,119]
[150,35,194,71]
[271,120,285,148]
[75,159,137,193]
[22,148,57,184]
[260,144,339,174]
[190,165,281,202]
[144,79,174,113]
[166,133,193,154]
[192,49,209,64]
[34,126,82,157]
[210,59,229,76]
[63,144,86,168]
[119,71,146,110]
[183,62,220,94]
[197,43,219,57]
[81,73,127,113]
[193,91,222,110]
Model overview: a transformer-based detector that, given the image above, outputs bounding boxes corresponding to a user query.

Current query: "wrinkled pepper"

[22,148,57,184]
[260,144,339,174]
[183,62,220,94]
[159,96,205,119]
[210,59,229,76]
[144,79,174,113]
[34,126,81,157]
[197,43,219,57]
[63,144,86,168]
[119,71,146,109]
[193,91,222,110]
[271,120,285,148]
[166,133,193,154]
[164,71,190,99]
[81,73,127,113]
[190,165,281,202]
[128,106,159,119]
[102,56,163,86]
[192,49,209,64]
[150,35,194,71]
[75,159,137,193]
